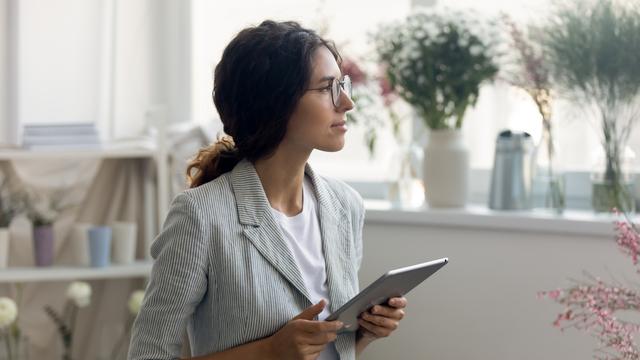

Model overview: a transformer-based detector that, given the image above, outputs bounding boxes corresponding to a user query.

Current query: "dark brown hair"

[187,20,341,188]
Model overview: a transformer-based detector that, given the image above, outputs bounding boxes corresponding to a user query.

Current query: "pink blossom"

[341,58,367,86]
[540,214,640,359]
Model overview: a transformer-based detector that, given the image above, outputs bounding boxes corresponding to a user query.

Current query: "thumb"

[293,299,326,321]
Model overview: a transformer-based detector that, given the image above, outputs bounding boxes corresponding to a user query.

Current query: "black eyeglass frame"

[306,75,352,108]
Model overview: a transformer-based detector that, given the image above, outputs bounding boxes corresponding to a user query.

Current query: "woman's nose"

[338,89,354,112]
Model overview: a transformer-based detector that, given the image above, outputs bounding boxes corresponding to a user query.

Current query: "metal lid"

[495,130,533,151]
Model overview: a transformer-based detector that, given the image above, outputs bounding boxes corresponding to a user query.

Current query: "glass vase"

[388,142,424,208]
[591,146,636,213]
[532,123,565,214]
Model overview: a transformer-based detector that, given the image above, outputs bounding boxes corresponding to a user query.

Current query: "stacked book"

[22,123,102,149]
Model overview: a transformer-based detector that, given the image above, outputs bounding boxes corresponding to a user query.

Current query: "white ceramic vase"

[111,222,137,264]
[422,129,469,208]
[70,223,92,266]
[0,228,9,268]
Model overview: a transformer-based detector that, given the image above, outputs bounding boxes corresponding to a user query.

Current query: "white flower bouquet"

[374,9,500,130]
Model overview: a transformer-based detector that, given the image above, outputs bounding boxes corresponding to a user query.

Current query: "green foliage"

[0,178,24,228]
[538,0,640,212]
[374,11,499,130]
[540,0,640,106]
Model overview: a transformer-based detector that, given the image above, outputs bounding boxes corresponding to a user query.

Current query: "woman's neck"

[253,147,310,216]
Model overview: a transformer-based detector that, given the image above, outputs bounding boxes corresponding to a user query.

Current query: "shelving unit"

[0,138,170,281]
[0,261,153,283]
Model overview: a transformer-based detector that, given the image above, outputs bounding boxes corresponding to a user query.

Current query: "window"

[190,0,640,205]
[190,0,412,182]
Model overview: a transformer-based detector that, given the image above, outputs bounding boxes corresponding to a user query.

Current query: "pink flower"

[539,214,640,359]
[341,58,367,86]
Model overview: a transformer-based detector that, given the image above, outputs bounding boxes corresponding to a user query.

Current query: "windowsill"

[364,199,629,237]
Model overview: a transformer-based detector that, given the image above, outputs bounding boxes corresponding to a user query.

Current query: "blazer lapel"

[304,164,354,314]
[231,159,312,304]
[305,164,358,359]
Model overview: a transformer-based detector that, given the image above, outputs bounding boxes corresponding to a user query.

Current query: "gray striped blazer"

[128,159,365,360]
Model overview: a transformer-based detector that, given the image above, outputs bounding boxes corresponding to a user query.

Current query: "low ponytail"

[186,135,240,188]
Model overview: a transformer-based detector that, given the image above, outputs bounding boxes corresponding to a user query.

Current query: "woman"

[128,20,407,360]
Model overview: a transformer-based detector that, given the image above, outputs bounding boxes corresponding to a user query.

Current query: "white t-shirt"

[271,175,340,360]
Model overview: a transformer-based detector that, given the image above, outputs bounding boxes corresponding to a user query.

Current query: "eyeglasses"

[306,75,352,108]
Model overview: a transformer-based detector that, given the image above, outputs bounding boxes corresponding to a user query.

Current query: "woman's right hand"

[265,299,344,360]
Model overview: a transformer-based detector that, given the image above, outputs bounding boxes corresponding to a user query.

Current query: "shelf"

[364,200,628,237]
[0,261,153,283]
[0,143,157,160]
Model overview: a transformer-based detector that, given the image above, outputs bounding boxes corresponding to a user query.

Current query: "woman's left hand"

[357,297,407,341]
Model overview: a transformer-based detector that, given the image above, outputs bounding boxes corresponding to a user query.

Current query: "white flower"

[0,297,17,328]
[469,45,483,56]
[67,281,91,308]
[128,290,145,316]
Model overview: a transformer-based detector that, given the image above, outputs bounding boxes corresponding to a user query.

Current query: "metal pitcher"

[488,130,534,210]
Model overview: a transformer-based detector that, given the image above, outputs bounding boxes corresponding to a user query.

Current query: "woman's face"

[284,46,354,153]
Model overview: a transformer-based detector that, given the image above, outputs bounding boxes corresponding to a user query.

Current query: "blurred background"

[0,0,640,359]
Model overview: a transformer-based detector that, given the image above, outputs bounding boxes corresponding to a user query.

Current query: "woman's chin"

[316,140,345,152]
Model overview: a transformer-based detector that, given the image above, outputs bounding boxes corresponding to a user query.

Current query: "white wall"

[16,0,104,126]
[0,0,8,145]
[358,216,633,359]
[4,0,192,143]
[110,0,155,139]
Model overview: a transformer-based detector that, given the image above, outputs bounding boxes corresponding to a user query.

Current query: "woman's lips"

[331,121,348,131]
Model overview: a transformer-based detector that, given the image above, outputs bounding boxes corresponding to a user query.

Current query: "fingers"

[358,317,395,338]
[388,297,408,309]
[361,311,400,330]
[304,344,326,355]
[294,300,327,321]
[297,319,343,334]
[300,328,339,345]
[291,321,340,346]
[370,304,405,320]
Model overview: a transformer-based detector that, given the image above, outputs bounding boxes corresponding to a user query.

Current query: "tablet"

[325,257,448,333]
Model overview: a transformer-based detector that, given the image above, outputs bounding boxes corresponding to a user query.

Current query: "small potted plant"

[45,281,92,360]
[24,191,67,267]
[538,0,640,213]
[374,9,499,207]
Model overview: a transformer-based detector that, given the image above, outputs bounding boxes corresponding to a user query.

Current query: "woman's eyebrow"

[317,75,336,84]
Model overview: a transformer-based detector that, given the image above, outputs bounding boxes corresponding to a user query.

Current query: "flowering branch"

[342,57,403,156]
[540,214,640,359]
[501,15,555,164]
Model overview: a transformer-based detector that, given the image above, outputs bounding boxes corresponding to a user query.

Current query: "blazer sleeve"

[128,192,210,360]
